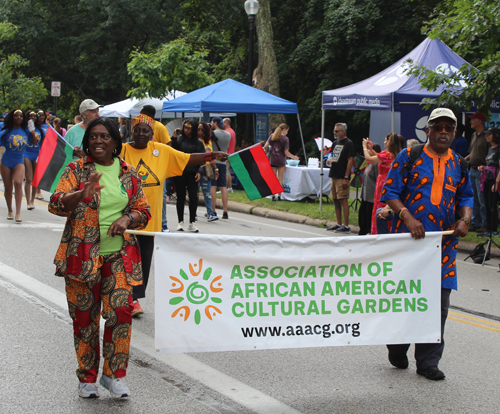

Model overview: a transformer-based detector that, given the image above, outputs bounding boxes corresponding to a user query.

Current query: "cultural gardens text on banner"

[154,233,442,353]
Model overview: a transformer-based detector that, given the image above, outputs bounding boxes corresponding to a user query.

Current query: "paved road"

[0,191,499,413]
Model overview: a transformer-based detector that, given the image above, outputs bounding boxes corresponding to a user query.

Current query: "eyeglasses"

[429,124,455,133]
[197,128,204,131]
[333,130,342,134]
[183,124,192,129]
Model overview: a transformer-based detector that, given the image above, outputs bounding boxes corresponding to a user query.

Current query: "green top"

[65,124,85,159]
[94,158,129,255]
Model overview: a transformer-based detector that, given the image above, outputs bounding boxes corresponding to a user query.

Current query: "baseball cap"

[212,117,223,127]
[467,112,486,122]
[428,108,457,123]
[485,127,500,135]
[79,99,102,113]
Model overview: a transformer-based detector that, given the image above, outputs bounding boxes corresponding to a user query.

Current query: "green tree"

[0,21,47,110]
[127,39,213,98]
[407,0,500,114]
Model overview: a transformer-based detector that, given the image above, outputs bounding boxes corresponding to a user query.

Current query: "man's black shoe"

[388,352,408,369]
[416,365,445,380]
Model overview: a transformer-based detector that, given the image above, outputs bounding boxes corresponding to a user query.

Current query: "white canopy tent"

[100,92,235,119]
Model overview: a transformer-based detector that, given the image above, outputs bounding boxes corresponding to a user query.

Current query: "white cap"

[428,108,457,123]
[79,99,102,113]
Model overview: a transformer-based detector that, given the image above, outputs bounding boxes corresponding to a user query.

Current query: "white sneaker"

[227,188,233,193]
[79,382,100,398]
[176,222,184,231]
[187,222,199,233]
[99,374,130,399]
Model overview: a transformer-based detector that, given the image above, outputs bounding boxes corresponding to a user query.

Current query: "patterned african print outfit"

[371,150,395,235]
[49,156,151,381]
[380,146,473,290]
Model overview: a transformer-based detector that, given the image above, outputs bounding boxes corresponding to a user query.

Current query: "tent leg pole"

[297,114,307,161]
[320,109,325,213]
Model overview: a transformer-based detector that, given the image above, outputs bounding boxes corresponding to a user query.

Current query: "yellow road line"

[449,316,500,333]
[449,310,500,328]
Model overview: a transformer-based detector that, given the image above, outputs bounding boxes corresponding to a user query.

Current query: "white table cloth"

[281,166,331,201]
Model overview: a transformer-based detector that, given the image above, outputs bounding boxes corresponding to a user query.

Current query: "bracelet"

[125,213,134,226]
[215,169,219,172]
[205,152,213,162]
[398,207,408,219]
[460,217,470,226]
[344,177,349,180]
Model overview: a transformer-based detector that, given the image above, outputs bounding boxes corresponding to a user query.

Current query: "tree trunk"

[254,0,285,126]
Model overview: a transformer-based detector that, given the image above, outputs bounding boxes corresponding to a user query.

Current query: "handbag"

[204,163,215,179]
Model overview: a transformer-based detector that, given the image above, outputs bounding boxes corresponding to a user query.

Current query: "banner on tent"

[154,233,442,353]
[400,104,432,143]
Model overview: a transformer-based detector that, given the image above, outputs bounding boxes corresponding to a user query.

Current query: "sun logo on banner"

[169,259,223,325]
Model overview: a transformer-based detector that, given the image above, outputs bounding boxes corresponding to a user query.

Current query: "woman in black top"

[171,119,205,232]
[479,127,500,237]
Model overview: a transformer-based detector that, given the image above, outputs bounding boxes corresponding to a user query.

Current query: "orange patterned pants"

[65,252,133,383]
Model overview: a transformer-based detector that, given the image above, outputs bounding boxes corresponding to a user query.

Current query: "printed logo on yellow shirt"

[136,159,160,187]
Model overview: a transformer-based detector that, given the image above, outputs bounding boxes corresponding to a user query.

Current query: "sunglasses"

[183,124,192,129]
[429,124,455,133]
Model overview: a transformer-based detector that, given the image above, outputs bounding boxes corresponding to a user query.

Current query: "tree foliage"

[127,40,213,98]
[0,21,47,110]
[408,0,500,114]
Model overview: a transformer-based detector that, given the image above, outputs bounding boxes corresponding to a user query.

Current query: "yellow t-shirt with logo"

[152,121,171,145]
[120,141,189,232]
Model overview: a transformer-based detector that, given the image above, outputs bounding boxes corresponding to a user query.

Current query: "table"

[281,166,331,201]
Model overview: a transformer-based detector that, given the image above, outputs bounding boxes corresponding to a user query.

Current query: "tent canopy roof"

[162,79,298,114]
[322,38,470,111]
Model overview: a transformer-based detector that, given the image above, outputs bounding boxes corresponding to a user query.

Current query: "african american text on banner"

[154,232,442,353]
[228,144,283,200]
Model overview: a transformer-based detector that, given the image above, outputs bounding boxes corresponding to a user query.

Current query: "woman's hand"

[195,173,201,182]
[81,172,104,199]
[107,215,130,238]
[478,165,484,172]
[362,138,370,150]
[493,183,498,193]
[212,151,229,161]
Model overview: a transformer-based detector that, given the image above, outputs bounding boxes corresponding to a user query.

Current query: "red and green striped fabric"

[228,144,283,200]
[32,126,74,192]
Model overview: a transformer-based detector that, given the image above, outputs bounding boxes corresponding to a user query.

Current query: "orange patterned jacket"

[49,156,151,286]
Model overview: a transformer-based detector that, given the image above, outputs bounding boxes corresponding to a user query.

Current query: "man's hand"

[401,211,426,239]
[73,146,86,159]
[450,219,469,238]
[195,173,201,182]
[342,178,349,189]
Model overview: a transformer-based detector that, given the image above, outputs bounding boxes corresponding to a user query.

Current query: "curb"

[200,195,499,255]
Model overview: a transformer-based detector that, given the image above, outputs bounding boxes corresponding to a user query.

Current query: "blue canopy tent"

[162,79,308,158]
[318,37,500,210]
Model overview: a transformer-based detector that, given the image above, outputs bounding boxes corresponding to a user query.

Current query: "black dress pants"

[387,288,451,369]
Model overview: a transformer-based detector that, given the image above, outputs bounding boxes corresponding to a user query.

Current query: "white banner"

[154,233,442,353]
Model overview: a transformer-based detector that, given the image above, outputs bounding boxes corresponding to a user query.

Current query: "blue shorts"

[24,151,39,162]
[1,151,24,169]
[211,163,227,187]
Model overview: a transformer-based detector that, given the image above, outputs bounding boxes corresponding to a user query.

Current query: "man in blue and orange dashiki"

[380,107,473,381]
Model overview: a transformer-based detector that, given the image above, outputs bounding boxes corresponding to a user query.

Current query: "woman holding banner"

[49,117,151,399]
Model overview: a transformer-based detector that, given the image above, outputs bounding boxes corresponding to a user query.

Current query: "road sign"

[51,81,61,97]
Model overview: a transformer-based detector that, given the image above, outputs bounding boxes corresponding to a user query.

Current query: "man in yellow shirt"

[121,114,228,316]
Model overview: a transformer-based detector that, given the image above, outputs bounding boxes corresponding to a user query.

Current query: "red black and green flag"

[33,126,74,192]
[228,144,283,200]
